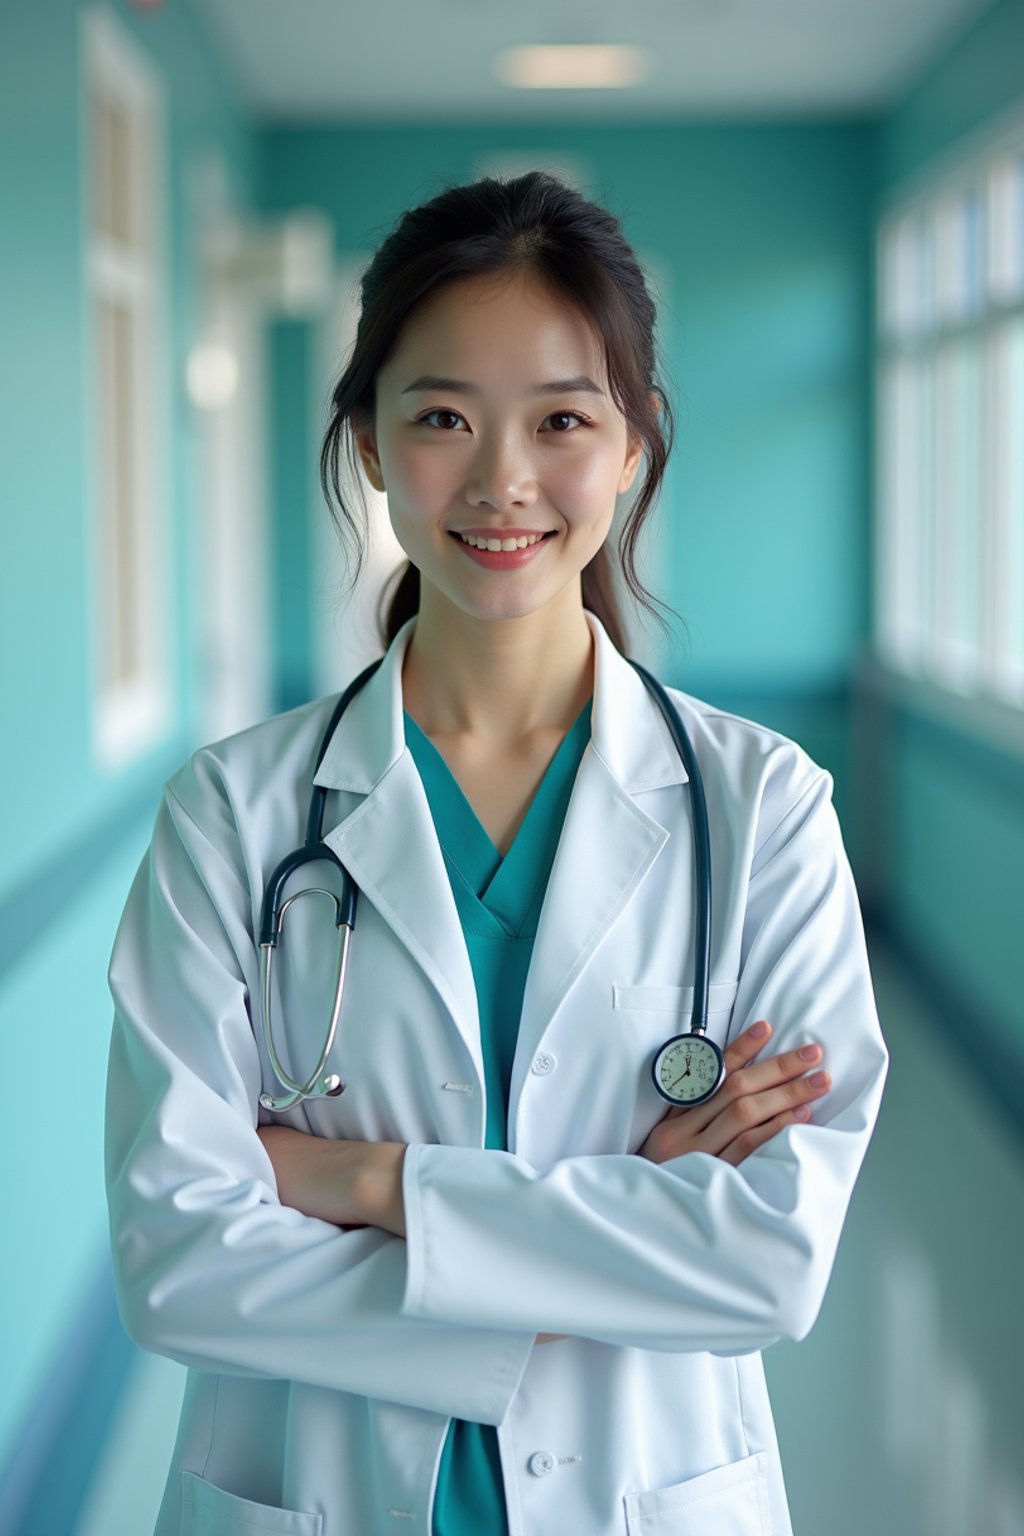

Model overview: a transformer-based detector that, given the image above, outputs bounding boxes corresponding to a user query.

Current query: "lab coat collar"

[312,607,689,796]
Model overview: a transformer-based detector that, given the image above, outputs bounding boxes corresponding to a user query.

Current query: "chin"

[468,597,545,625]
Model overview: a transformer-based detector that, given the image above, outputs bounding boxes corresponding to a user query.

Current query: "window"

[82,6,171,767]
[876,120,1024,713]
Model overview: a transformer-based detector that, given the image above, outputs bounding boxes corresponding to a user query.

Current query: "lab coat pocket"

[623,1451,772,1535]
[181,1470,324,1535]
[613,979,739,1020]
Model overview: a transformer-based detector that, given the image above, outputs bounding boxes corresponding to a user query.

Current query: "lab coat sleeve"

[400,765,889,1355]
[105,780,534,1422]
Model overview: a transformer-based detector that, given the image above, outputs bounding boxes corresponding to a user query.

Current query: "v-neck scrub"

[403,699,593,1536]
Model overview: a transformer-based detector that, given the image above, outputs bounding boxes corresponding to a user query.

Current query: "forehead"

[380,269,607,385]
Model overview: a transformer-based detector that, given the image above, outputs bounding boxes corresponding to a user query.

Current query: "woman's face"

[354,268,645,625]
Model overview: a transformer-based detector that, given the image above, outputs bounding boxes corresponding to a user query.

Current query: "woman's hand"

[257,1126,407,1237]
[637,1020,829,1168]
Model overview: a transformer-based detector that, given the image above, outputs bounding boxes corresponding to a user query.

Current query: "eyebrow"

[400,373,605,397]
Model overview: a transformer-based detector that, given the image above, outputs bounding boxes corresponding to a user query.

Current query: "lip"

[451,529,557,570]
[451,527,556,539]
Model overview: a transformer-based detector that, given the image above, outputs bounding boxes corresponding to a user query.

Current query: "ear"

[618,436,644,496]
[618,392,660,494]
[353,415,386,493]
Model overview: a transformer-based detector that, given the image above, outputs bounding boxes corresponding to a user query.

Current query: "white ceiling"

[194,0,996,122]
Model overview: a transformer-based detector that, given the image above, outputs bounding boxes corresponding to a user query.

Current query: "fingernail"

[809,1070,830,1089]
[794,1105,812,1122]
[750,1020,770,1039]
[799,1044,822,1061]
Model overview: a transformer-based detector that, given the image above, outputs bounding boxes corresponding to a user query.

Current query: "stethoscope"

[257,657,724,1115]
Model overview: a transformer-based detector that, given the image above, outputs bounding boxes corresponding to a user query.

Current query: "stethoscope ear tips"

[322,1074,346,1097]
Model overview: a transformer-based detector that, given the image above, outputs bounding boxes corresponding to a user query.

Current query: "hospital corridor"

[2,1,1022,1533]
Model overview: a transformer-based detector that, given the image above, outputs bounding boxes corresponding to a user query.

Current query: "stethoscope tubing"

[256,659,382,1111]
[626,661,712,1036]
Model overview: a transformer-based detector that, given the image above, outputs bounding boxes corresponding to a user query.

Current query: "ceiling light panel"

[495,45,652,90]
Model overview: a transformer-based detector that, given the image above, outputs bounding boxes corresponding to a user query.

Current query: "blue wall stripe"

[0,1260,137,1536]
[887,698,1024,805]
[0,770,182,984]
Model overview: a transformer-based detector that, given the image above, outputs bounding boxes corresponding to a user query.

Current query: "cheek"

[386,446,454,513]
[554,450,624,517]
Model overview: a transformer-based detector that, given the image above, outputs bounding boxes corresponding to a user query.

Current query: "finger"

[698,1069,831,1157]
[717,1102,818,1167]
[721,1018,775,1075]
[668,1039,826,1143]
[721,1042,825,1107]
[649,1066,830,1162]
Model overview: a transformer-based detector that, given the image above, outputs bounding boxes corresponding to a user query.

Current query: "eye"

[417,408,467,431]
[544,410,592,433]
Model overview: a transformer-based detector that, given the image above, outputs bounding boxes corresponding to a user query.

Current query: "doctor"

[105,169,888,1536]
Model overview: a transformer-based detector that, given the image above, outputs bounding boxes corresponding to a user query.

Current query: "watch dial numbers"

[658,1055,680,1091]
[653,1036,724,1105]
[693,1049,715,1083]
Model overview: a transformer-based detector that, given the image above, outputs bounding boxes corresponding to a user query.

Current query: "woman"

[106,170,888,1536]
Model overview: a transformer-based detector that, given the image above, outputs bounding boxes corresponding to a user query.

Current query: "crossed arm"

[106,761,885,1416]
[257,1018,830,1238]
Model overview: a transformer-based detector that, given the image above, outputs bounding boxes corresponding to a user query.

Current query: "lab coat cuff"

[402,1143,534,1422]
[402,1142,437,1320]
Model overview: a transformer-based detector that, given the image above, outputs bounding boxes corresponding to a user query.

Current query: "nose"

[464,433,538,512]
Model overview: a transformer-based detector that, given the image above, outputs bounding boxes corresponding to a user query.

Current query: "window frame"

[875,99,1024,746]
[81,4,173,770]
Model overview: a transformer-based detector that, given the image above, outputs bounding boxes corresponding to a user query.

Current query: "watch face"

[652,1034,725,1106]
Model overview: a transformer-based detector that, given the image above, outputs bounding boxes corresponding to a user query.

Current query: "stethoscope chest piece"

[651,1032,726,1107]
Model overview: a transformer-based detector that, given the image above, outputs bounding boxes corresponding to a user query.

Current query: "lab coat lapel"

[509,612,690,1121]
[313,619,483,1081]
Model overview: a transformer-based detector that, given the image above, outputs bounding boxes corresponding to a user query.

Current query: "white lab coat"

[105,608,888,1536]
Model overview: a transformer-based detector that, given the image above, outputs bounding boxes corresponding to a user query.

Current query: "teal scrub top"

[402,698,593,1536]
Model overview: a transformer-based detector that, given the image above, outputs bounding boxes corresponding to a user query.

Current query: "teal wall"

[866,0,1024,1067]
[0,0,259,1480]
[883,714,1023,1037]
[875,0,1024,194]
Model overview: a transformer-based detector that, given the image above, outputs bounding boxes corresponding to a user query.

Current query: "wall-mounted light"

[494,45,651,90]
[204,208,334,318]
[186,342,240,411]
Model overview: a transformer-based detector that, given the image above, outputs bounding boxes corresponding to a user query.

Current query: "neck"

[401,584,594,743]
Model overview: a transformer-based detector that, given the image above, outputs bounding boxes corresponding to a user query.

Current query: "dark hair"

[319,169,680,654]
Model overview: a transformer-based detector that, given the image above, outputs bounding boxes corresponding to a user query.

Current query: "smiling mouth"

[450,530,557,551]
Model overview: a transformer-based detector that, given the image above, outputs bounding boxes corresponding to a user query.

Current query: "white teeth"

[457,531,548,550]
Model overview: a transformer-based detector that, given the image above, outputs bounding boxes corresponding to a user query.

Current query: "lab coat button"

[528,1450,556,1477]
[531,1052,556,1076]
